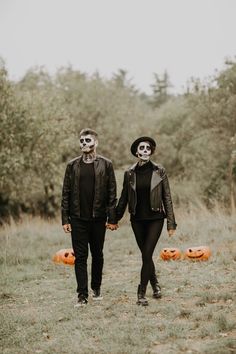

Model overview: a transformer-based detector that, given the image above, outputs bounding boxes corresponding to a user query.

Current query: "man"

[61,128,118,307]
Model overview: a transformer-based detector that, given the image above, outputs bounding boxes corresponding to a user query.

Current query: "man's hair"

[79,128,98,137]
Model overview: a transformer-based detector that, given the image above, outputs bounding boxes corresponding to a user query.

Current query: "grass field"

[1,206,236,354]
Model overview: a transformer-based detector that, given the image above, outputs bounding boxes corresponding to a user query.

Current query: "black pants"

[71,218,106,298]
[131,219,164,289]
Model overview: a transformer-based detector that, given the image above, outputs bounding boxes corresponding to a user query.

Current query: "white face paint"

[137,141,152,161]
[79,134,98,153]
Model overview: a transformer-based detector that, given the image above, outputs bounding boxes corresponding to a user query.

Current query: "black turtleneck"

[131,161,165,221]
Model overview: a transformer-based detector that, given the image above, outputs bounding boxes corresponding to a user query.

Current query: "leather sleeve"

[161,169,177,230]
[107,162,117,224]
[116,171,129,221]
[61,163,71,225]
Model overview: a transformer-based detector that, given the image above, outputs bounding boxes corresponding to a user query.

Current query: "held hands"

[106,223,119,231]
[63,223,118,233]
[63,224,72,233]
[168,229,175,237]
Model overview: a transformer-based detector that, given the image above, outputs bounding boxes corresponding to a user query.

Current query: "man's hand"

[63,224,72,233]
[168,229,175,237]
[106,223,119,231]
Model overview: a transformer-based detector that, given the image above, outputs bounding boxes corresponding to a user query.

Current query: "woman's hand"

[63,224,72,233]
[106,223,119,231]
[168,229,175,237]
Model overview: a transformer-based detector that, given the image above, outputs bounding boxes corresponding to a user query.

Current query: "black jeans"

[71,218,106,298]
[131,219,164,289]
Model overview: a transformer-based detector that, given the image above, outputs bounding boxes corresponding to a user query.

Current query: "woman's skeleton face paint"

[80,134,97,153]
[137,142,152,161]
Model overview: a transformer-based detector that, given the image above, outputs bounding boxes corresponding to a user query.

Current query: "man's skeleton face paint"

[137,141,152,161]
[80,134,97,153]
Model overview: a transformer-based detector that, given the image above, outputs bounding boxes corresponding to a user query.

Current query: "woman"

[116,137,177,306]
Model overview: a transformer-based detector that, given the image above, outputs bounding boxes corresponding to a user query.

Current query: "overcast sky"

[0,0,235,93]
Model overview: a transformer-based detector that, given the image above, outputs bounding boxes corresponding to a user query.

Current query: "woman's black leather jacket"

[116,161,177,230]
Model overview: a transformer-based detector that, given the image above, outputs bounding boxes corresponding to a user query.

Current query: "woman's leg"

[132,219,164,289]
[131,220,146,253]
[131,221,148,305]
[141,219,164,287]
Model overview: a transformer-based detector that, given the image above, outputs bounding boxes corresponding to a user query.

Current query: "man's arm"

[106,161,117,225]
[61,163,71,227]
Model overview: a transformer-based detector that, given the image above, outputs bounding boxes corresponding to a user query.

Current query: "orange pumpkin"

[160,248,181,260]
[53,248,75,265]
[184,246,211,261]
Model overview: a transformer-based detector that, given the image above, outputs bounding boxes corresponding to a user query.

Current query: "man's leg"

[89,220,106,294]
[71,219,90,299]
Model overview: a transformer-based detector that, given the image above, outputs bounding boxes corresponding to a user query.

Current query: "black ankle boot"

[150,280,162,299]
[137,284,148,306]
[150,273,162,298]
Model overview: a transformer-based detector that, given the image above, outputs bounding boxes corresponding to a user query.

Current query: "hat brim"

[130,136,156,156]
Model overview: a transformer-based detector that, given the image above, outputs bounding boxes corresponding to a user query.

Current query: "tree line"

[0,58,235,222]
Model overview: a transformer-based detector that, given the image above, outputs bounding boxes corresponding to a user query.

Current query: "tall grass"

[1,205,236,353]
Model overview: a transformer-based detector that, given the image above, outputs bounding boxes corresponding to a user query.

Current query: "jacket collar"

[129,160,159,171]
[129,160,162,191]
[77,154,101,161]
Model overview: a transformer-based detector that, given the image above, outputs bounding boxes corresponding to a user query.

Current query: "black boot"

[150,278,162,299]
[137,285,148,306]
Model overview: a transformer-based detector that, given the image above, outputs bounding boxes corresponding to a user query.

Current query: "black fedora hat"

[130,136,156,156]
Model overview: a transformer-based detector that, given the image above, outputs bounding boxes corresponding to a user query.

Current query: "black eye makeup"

[80,138,92,143]
[139,144,151,151]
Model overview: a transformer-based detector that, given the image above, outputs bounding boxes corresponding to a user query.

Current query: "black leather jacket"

[61,155,117,225]
[116,161,177,230]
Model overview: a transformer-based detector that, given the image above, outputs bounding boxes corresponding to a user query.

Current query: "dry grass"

[1,206,236,354]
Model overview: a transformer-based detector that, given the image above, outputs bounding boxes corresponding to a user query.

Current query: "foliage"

[148,61,236,208]
[0,58,236,219]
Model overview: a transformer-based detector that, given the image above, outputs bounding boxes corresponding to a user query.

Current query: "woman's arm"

[116,171,129,221]
[161,169,177,231]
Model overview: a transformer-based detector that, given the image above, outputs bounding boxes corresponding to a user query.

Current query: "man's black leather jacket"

[61,155,117,225]
[116,161,177,230]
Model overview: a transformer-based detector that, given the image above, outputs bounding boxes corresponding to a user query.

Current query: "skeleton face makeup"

[136,141,152,161]
[80,134,98,153]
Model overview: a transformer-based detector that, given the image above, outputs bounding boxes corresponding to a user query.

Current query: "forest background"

[0,58,236,222]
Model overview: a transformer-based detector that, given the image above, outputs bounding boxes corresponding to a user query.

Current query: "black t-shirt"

[79,159,95,220]
[131,161,165,221]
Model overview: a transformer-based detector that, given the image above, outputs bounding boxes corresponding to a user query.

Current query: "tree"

[150,70,172,108]
[111,69,138,94]
[0,60,32,220]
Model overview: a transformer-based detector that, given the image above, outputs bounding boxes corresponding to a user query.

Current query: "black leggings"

[131,219,164,288]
